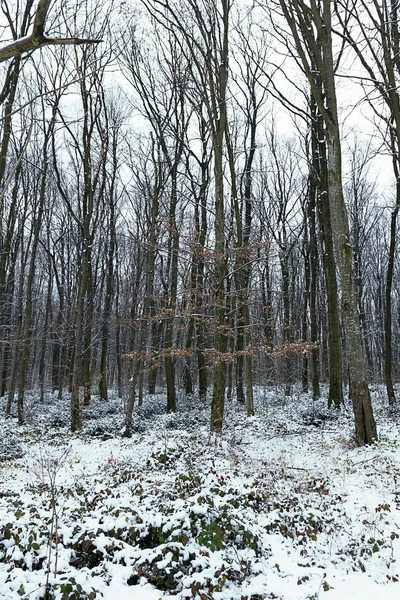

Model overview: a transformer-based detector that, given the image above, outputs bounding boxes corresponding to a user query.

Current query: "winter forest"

[2,1,400,599]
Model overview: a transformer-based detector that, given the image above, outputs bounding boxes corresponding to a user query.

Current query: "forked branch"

[0,0,102,63]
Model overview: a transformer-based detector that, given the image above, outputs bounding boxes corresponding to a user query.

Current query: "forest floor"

[1,386,400,599]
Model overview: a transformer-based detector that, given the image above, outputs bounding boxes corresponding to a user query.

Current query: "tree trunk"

[281,252,292,396]
[82,258,93,407]
[164,169,179,414]
[210,2,230,433]
[99,194,116,401]
[385,200,399,405]
[302,213,310,394]
[320,0,376,443]
[308,125,320,399]
[39,253,52,402]
[17,104,56,423]
[314,109,343,408]
[211,138,227,431]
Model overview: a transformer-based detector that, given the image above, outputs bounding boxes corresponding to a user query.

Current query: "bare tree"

[139,0,232,433]
[334,0,400,405]
[271,0,377,444]
[261,130,305,395]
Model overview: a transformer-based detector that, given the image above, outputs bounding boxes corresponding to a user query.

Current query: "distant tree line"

[1,0,400,444]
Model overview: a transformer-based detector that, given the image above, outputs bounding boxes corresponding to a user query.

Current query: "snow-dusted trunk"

[385,198,398,406]
[210,1,230,432]
[211,131,227,432]
[315,0,375,443]
[164,167,179,414]
[316,132,343,408]
[325,126,377,444]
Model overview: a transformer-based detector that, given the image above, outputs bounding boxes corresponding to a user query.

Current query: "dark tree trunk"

[385,199,399,405]
[314,107,343,408]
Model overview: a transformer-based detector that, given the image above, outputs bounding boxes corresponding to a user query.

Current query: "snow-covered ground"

[1,386,400,599]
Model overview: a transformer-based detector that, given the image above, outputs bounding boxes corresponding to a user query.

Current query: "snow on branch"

[0,0,102,63]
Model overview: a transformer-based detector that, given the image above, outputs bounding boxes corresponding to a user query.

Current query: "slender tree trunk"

[147,320,162,395]
[0,161,22,398]
[210,2,230,433]
[196,174,208,401]
[6,242,26,415]
[164,170,179,413]
[191,126,209,401]
[99,235,114,402]
[123,370,136,438]
[261,246,274,385]
[226,274,234,402]
[82,258,93,406]
[211,136,227,431]
[51,306,63,394]
[99,189,116,401]
[71,262,88,430]
[17,107,55,423]
[125,146,160,431]
[50,242,66,398]
[385,199,399,405]
[115,250,123,398]
[225,124,254,414]
[183,321,194,395]
[281,251,292,396]
[308,146,320,399]
[302,216,310,394]
[0,59,22,398]
[314,108,343,408]
[39,255,52,403]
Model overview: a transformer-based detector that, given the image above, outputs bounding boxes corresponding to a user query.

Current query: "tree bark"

[385,195,399,405]
[0,0,101,64]
[313,95,343,408]
[320,1,375,442]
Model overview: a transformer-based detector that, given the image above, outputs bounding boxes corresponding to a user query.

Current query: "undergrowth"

[1,388,400,598]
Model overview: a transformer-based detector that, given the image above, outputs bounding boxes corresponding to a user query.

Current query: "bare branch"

[0,0,102,63]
